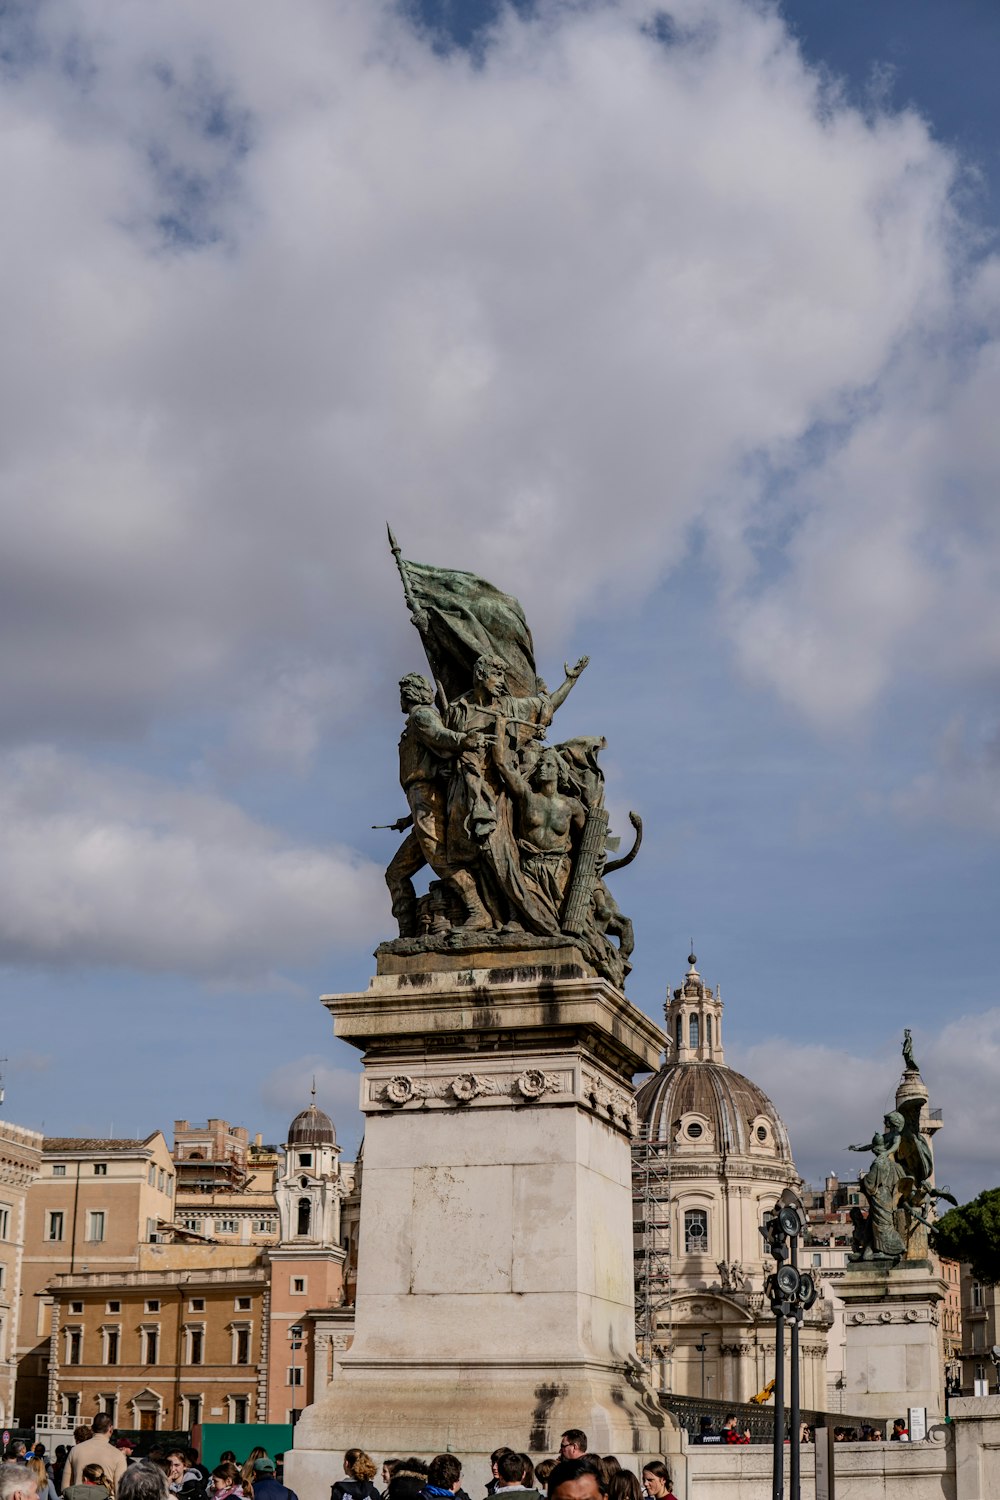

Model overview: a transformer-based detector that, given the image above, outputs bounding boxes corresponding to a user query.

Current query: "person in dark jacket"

[250,1460,297,1500]
[421,1455,467,1500]
[330,1451,378,1500]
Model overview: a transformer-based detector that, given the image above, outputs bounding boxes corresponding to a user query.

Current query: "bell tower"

[665,951,725,1063]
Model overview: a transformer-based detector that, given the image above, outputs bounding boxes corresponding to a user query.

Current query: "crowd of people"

[0,1426,676,1500]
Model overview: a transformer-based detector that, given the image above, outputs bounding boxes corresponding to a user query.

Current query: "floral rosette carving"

[450,1073,498,1102]
[516,1068,556,1099]
[384,1074,425,1105]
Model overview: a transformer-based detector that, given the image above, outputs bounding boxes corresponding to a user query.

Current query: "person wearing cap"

[113,1444,135,1469]
[250,1460,297,1500]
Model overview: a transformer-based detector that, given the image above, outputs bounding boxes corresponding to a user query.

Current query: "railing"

[48,1266,267,1287]
[660,1393,881,1445]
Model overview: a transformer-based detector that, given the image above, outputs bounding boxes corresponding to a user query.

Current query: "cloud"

[0,0,988,765]
[0,747,385,978]
[892,718,1000,833]
[731,1009,1000,1204]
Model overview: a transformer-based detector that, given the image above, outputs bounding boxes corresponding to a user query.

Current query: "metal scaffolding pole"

[631,1119,674,1387]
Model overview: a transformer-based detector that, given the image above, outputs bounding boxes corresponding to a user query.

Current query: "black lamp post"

[760,1192,817,1500]
[695,1331,709,1398]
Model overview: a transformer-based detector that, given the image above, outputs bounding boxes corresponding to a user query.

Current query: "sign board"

[815,1424,835,1500]
[908,1407,927,1442]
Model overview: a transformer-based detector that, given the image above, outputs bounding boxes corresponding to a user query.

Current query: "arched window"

[675,1014,682,1051]
[296,1197,311,1237]
[689,1013,700,1049]
[684,1207,709,1253]
[705,1015,713,1048]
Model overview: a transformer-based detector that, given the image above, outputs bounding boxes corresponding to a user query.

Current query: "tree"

[933,1188,1000,1285]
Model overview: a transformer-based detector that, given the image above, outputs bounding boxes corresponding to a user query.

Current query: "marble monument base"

[839,1260,948,1422]
[284,946,672,1500]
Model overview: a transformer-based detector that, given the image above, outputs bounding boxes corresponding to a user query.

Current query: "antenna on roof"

[311,1075,317,1102]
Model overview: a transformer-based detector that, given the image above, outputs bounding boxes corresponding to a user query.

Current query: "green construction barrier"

[200,1424,295,1473]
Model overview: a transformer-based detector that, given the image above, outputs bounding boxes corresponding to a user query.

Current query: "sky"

[1,0,999,1204]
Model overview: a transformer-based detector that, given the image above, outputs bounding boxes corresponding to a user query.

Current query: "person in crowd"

[0,1462,41,1500]
[73,1433,93,1452]
[62,1419,127,1498]
[183,1455,208,1491]
[113,1444,135,1469]
[239,1456,268,1494]
[331,1450,379,1500]
[248,1459,296,1500]
[55,1452,69,1478]
[386,1479,423,1500]
[722,1415,750,1445]
[421,1456,465,1500]
[119,1465,171,1500]
[546,1458,605,1500]
[485,1452,513,1499]
[556,1436,587,1463]
[692,1416,720,1445]
[25,1460,56,1500]
[491,1455,536,1500]
[532,1464,554,1499]
[4,1450,26,1466]
[607,1473,641,1500]
[165,1454,202,1500]
[31,1446,52,1483]
[639,1462,674,1500]
[209,1464,245,1500]
[380,1464,400,1498]
[63,1464,110,1500]
[890,1418,909,1442]
[598,1463,619,1485]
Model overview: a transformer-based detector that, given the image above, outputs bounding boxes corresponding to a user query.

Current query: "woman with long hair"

[331,1451,379,1500]
[240,1452,269,1492]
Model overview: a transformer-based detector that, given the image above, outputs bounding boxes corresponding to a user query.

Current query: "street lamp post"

[289,1322,304,1426]
[695,1331,709,1399]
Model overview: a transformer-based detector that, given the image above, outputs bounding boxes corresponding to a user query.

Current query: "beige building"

[959,1267,1000,1396]
[0,1119,43,1425]
[16,1133,176,1422]
[633,954,832,1407]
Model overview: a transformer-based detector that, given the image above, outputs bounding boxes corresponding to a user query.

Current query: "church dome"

[636,1059,793,1161]
[287,1102,336,1146]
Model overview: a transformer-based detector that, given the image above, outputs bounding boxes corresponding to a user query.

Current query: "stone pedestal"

[284,945,672,1499]
[839,1261,948,1422]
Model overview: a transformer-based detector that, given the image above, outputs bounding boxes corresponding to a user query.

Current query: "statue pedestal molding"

[839,1261,948,1422]
[284,947,673,1498]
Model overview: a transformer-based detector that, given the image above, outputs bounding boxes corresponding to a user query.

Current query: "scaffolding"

[632,1118,674,1389]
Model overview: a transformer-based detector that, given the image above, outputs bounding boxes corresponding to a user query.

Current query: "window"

[187,1328,204,1365]
[253,1219,275,1234]
[167,1177,174,1197]
[104,1328,120,1365]
[107,1301,120,1314]
[148,1165,156,1186]
[143,1327,160,1364]
[86,1210,106,1242]
[973,1283,984,1309]
[93,1163,107,1176]
[64,1394,80,1419]
[158,1170,165,1192]
[0,1206,9,1239]
[147,1218,158,1241]
[684,1208,709,1254]
[705,1015,713,1048]
[183,1396,201,1427]
[70,1301,83,1314]
[53,1164,67,1177]
[756,1126,768,1142]
[66,1329,82,1364]
[215,1219,239,1234]
[100,1394,116,1422]
[235,1297,251,1312]
[848,1193,859,1205]
[675,1015,682,1050]
[299,1153,313,1168]
[190,1298,205,1312]
[812,1253,822,1267]
[689,1014,699,1049]
[287,1366,303,1386]
[180,1219,203,1234]
[686,1122,703,1139]
[231,1396,249,1424]
[297,1198,312,1236]
[291,1277,306,1295]
[145,1299,160,1313]
[234,1327,251,1365]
